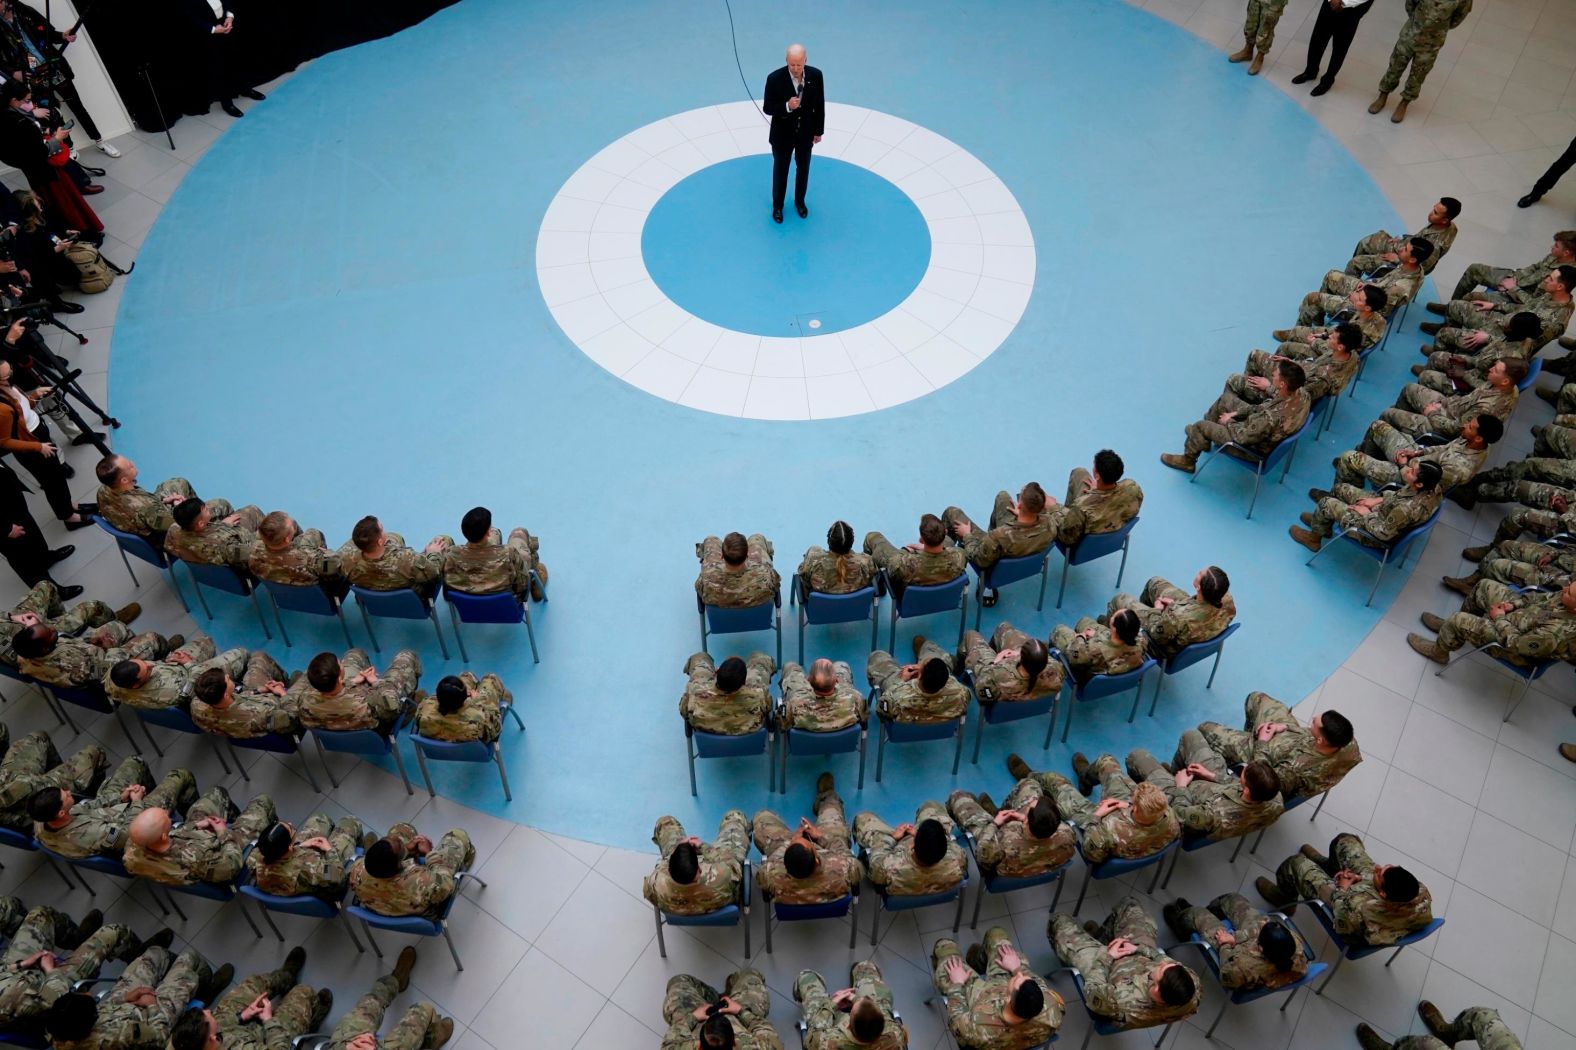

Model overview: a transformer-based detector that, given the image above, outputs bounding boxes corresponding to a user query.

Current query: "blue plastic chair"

[133,704,233,774]
[1172,913,1325,1037]
[1057,653,1157,742]
[47,682,139,745]
[1071,832,1179,914]
[970,685,1060,764]
[180,562,273,638]
[1160,824,1258,890]
[1249,789,1331,855]
[1299,898,1444,994]
[955,825,1074,929]
[0,659,57,713]
[92,517,190,613]
[1520,356,1543,392]
[1054,517,1139,608]
[858,848,965,945]
[685,722,773,797]
[224,730,322,793]
[312,724,414,796]
[792,577,878,665]
[259,580,355,649]
[239,863,365,952]
[149,869,263,936]
[1434,642,1559,723]
[39,842,169,915]
[348,870,488,971]
[352,585,449,660]
[776,701,865,793]
[884,571,968,652]
[0,826,77,888]
[412,733,514,802]
[870,685,965,783]
[762,890,858,954]
[1305,501,1444,606]
[1051,966,1172,1049]
[1147,621,1240,719]
[654,860,752,959]
[971,549,1051,629]
[699,590,782,667]
[1192,413,1316,519]
[444,583,541,664]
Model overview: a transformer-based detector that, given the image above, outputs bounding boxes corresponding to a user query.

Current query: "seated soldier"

[327,948,453,1050]
[12,620,180,689]
[942,481,1057,581]
[642,810,751,915]
[290,647,422,733]
[1161,360,1310,474]
[695,530,778,608]
[1423,264,1575,345]
[1329,413,1502,493]
[753,772,863,905]
[0,900,168,1031]
[1345,198,1459,276]
[658,969,781,1050]
[1272,283,1388,353]
[1297,238,1432,324]
[1379,359,1524,439]
[778,658,866,732]
[1257,833,1433,947]
[30,756,197,859]
[1443,231,1576,303]
[930,928,1062,1049]
[1358,1000,1522,1050]
[189,657,300,740]
[247,814,369,902]
[1416,310,1541,393]
[958,622,1064,704]
[247,511,348,600]
[1051,607,1145,684]
[1010,753,1179,865]
[1045,450,1144,548]
[45,945,228,1050]
[1129,735,1283,842]
[339,514,452,598]
[104,634,224,712]
[349,822,475,919]
[1197,691,1360,800]
[123,788,276,888]
[441,505,546,601]
[797,520,877,596]
[1049,897,1199,1031]
[1444,537,1576,592]
[93,454,232,549]
[1107,568,1234,660]
[0,725,107,833]
[1407,576,1576,667]
[867,637,968,724]
[414,671,509,743]
[862,513,967,594]
[1163,894,1309,994]
[167,947,332,1050]
[163,498,263,573]
[795,961,908,1050]
[947,781,1075,880]
[679,651,774,735]
[1236,322,1363,406]
[853,801,966,896]
[0,580,136,670]
[1288,458,1443,554]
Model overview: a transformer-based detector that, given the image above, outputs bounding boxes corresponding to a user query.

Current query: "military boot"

[1228,37,1253,62]
[1367,91,1389,114]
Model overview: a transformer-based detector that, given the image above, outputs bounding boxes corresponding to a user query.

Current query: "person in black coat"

[0,460,76,592]
[0,0,119,156]
[175,0,266,118]
[762,43,824,223]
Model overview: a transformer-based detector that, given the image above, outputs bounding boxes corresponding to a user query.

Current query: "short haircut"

[170,1009,211,1050]
[1243,760,1281,802]
[363,839,402,879]
[1556,231,1576,253]
[45,993,97,1042]
[191,667,229,705]
[668,841,700,885]
[434,675,468,714]
[306,652,341,692]
[1010,979,1045,1020]
[1258,920,1299,972]
[699,1014,736,1049]
[256,511,292,546]
[1361,284,1388,313]
[0,80,28,107]
[721,532,749,565]
[913,818,948,866]
[1019,638,1049,684]
[1093,449,1124,483]
[93,455,123,486]
[1414,460,1443,492]
[1275,360,1307,392]
[919,657,950,694]
[827,520,854,555]
[1319,709,1354,748]
[1199,566,1230,606]
[171,498,204,531]
[1158,965,1195,1006]
[1131,782,1169,825]
[351,516,382,552]
[10,625,51,659]
[715,656,748,693]
[849,999,886,1042]
[1026,795,1062,839]
[26,786,63,823]
[1019,482,1047,515]
[1555,264,1576,292]
[1475,415,1504,444]
[1333,322,1363,351]
[1407,237,1435,264]
[1499,358,1529,383]
[108,660,143,690]
[1381,866,1421,902]
[1505,311,1542,341]
[460,506,492,543]
[1110,608,1141,645]
[1438,197,1462,220]
[256,821,293,864]
[783,841,816,879]
[918,513,947,547]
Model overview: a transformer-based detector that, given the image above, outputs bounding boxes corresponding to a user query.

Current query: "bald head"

[128,807,173,852]
[808,658,837,694]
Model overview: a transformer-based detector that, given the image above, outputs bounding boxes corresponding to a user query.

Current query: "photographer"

[0,193,86,313]
[1,303,101,446]
[0,356,92,529]
[0,80,101,239]
[0,0,119,157]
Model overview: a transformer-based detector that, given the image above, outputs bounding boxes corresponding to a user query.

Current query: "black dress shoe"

[796,202,808,218]
[48,300,85,314]
[772,208,783,223]
[47,545,75,566]
[221,101,244,118]
[1518,193,1541,208]
[71,431,104,447]
[1291,69,1317,84]
[55,583,83,600]
[240,88,266,101]
[1310,78,1334,96]
[63,517,93,531]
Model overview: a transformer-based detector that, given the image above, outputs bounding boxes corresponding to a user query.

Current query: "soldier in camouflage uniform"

[163,499,263,573]
[0,901,151,1029]
[1161,360,1310,474]
[1332,413,1500,492]
[441,506,546,601]
[188,654,299,739]
[931,926,1062,1049]
[349,822,474,919]
[168,947,331,1050]
[0,580,125,669]
[660,969,783,1050]
[1051,609,1145,684]
[1258,833,1433,946]
[1048,897,1200,1030]
[680,650,774,735]
[1408,577,1576,666]
[1473,494,1576,553]
[30,757,197,859]
[948,777,1075,880]
[1197,691,1361,800]
[92,455,232,549]
[958,623,1064,704]
[1452,458,1576,511]
[1226,0,1287,75]
[1381,359,1523,439]
[0,725,106,832]
[1359,1001,1523,1050]
[246,813,367,900]
[1415,312,1541,394]
[413,671,508,743]
[1010,754,1179,865]
[1289,459,1442,553]
[795,960,908,1050]
[339,515,452,599]
[123,788,275,887]
[248,512,347,600]
[1107,569,1234,660]
[1300,241,1430,323]
[104,635,226,711]
[1272,283,1388,353]
[1347,199,1461,277]
[12,620,177,689]
[1430,266,1575,346]
[863,514,967,592]
[779,658,866,732]
[753,772,863,905]
[1049,451,1144,548]
[1446,232,1576,303]
[1233,323,1361,404]
[291,648,420,734]
[942,483,1057,576]
[1530,419,1576,460]
[696,531,778,608]
[854,801,966,896]
[1127,734,1283,842]
[45,945,216,1050]
[328,948,451,1050]
[868,637,968,723]
[797,521,877,597]
[1162,894,1308,993]
[1369,0,1473,121]
[1450,539,1576,591]
[642,810,751,915]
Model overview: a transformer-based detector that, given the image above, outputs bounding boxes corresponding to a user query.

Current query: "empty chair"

[654,861,752,960]
[884,571,968,652]
[352,585,449,660]
[259,580,356,649]
[92,517,190,612]
[1191,414,1315,519]
[1056,655,1157,743]
[348,870,489,971]
[182,562,273,638]
[1054,517,1139,608]
[444,583,542,664]
[685,723,773,797]
[970,550,1051,629]
[1147,621,1240,719]
[699,590,783,667]
[792,576,878,665]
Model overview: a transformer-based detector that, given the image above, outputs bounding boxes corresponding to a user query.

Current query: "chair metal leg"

[874,727,886,782]
[52,695,82,738]
[1384,944,1406,967]
[361,920,383,958]
[1230,836,1245,862]
[654,905,667,958]
[1147,854,1166,893]
[798,610,806,667]
[742,899,750,959]
[888,603,897,653]
[1061,693,1075,744]
[336,608,355,649]
[1504,678,1533,723]
[973,705,991,766]
[269,593,292,647]
[1147,672,1165,718]
[137,715,165,759]
[699,606,709,656]
[856,730,867,790]
[427,608,450,661]
[957,595,966,648]
[448,603,470,663]
[249,588,273,640]
[1315,953,1344,993]
[1312,791,1328,820]
[687,736,698,797]
[1073,868,1091,914]
[441,926,465,971]
[1161,846,1181,890]
[1204,998,1229,1040]
[295,746,322,793]
[164,567,192,614]
[1365,548,1392,607]
[1246,467,1264,520]
[237,899,264,938]
[415,748,436,797]
[1042,702,1056,749]
[952,887,965,933]
[765,910,773,954]
[870,896,880,946]
[116,546,140,587]
[1116,538,1130,589]
[227,738,251,782]
[869,602,879,654]
[1127,676,1145,723]
[495,749,512,802]
[1281,985,1300,1012]
[849,897,859,949]
[1056,557,1070,609]
[1154,1022,1173,1048]
[339,909,365,952]
[1051,871,1066,911]
[779,734,788,794]
[257,900,285,942]
[358,600,381,654]
[1036,560,1048,611]
[44,854,80,892]
[1206,648,1224,689]
[951,719,963,775]
[161,886,189,923]
[111,705,139,753]
[391,745,414,795]
[775,610,783,669]
[192,578,214,620]
[522,602,539,664]
[970,881,985,930]
[1250,826,1266,854]
[314,736,342,790]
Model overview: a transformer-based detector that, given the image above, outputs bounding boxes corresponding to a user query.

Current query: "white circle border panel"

[535,102,1037,421]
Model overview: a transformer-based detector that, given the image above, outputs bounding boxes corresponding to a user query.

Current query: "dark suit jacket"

[175,0,229,36]
[763,65,824,148]
[0,3,74,84]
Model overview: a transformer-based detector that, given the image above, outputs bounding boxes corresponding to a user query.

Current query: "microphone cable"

[722,0,769,121]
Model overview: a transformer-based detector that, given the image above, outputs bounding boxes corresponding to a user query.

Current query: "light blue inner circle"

[639,156,932,337]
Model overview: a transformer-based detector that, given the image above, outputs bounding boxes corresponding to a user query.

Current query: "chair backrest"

[93,516,168,569]
[802,585,877,626]
[228,731,300,755]
[312,726,392,757]
[1390,916,1446,949]
[1164,621,1240,674]
[263,580,338,615]
[704,598,776,634]
[1260,413,1316,470]
[895,574,966,617]
[773,894,853,921]
[0,826,38,851]
[353,585,431,620]
[1085,836,1178,878]
[783,722,862,756]
[238,883,339,918]
[0,662,33,685]
[1074,657,1157,702]
[410,732,495,763]
[979,550,1049,590]
[165,878,236,901]
[690,726,769,759]
[1519,357,1543,391]
[346,902,445,935]
[136,705,204,734]
[51,683,114,713]
[444,587,523,625]
[185,561,254,596]
[1062,516,1139,565]
[883,716,960,743]
[979,692,1058,726]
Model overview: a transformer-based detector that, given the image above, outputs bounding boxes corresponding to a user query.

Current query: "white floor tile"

[1477,746,1576,851]
[1535,934,1576,1036]
[468,826,590,943]
[1435,885,1551,1009]
[533,870,658,995]
[1390,703,1495,805]
[469,948,603,1049]
[1454,810,1568,927]
[1366,767,1474,875]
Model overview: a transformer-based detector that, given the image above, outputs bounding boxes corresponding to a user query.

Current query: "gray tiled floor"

[3,3,1576,1045]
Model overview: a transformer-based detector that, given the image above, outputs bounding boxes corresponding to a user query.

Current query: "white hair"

[786,43,806,59]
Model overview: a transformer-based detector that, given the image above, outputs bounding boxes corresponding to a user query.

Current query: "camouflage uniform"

[339,531,452,599]
[932,930,1063,1048]
[643,810,750,915]
[943,491,1057,573]
[123,788,275,887]
[1274,833,1433,946]
[35,759,196,859]
[348,823,474,919]
[208,964,330,1050]
[1050,618,1145,684]
[1452,253,1559,302]
[0,726,106,832]
[1536,420,1576,459]
[1391,1007,1520,1050]
[778,661,866,732]
[1235,346,1358,403]
[1434,578,1576,665]
[947,784,1076,878]
[1049,898,1200,1029]
[796,546,877,596]
[854,801,967,895]
[1465,461,1576,507]
[1027,760,1180,864]
[245,813,363,900]
[96,476,231,547]
[189,651,298,739]
[796,961,907,1050]
[0,581,115,669]
[441,527,544,600]
[19,623,169,689]
[1348,222,1457,277]
[659,970,783,1050]
[248,527,346,597]
[1378,0,1473,101]
[1305,482,1440,544]
[103,636,226,712]
[292,648,421,732]
[753,781,863,905]
[1107,577,1234,659]
[163,505,263,572]
[1475,539,1576,589]
[1381,380,1517,438]
[1241,0,1288,54]
[1198,692,1362,799]
[1336,427,1487,491]
[680,650,774,735]
[959,624,1064,703]
[0,905,135,1027]
[1181,388,1311,460]
[1447,294,1572,345]
[328,975,441,1050]
[1487,502,1576,548]
[1051,468,1143,548]
[1131,732,1284,840]
[1172,893,1309,992]
[1277,309,1387,352]
[695,533,779,607]
[53,946,211,1050]
[1300,268,1422,324]
[868,642,968,723]
[413,671,507,743]
[862,532,966,590]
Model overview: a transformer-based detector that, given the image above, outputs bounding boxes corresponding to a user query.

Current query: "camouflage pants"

[1168,729,1230,780]
[1451,264,1515,302]
[1436,609,1518,658]
[1479,540,1574,588]
[853,802,949,888]
[238,650,288,692]
[1307,482,1372,539]
[654,810,750,873]
[329,975,438,1050]
[1242,0,1287,51]
[754,782,849,856]
[1273,329,1334,353]
[1051,895,1159,965]
[932,925,1019,993]
[1336,420,1415,487]
[14,581,115,638]
[1174,892,1258,945]
[118,946,210,1015]
[1379,384,1459,438]
[216,969,326,1043]
[1470,461,1576,504]
[1378,22,1448,100]
[1444,299,1503,331]
[1276,832,1372,901]
[1392,1007,1518,1050]
[0,729,106,832]
[1490,506,1571,546]
[1051,618,1114,684]
[0,908,135,1023]
[662,970,782,1050]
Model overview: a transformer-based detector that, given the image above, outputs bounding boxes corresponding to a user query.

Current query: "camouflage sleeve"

[1230,403,1276,449]
[1449,0,1471,27]
[1329,890,1367,939]
[652,816,686,856]
[386,823,420,851]
[1163,787,1214,835]
[798,977,836,1034]
[1078,820,1116,863]
[1498,615,1574,662]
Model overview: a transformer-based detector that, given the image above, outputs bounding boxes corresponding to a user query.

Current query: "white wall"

[39,0,132,141]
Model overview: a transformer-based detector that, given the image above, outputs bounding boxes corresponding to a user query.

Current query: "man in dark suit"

[762,43,824,224]
[0,461,76,593]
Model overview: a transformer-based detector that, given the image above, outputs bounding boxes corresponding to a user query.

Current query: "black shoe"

[60,463,75,479]
[71,431,104,447]
[79,165,106,178]
[796,202,808,218]
[282,946,306,982]
[240,88,266,101]
[1161,899,1190,939]
[221,102,244,118]
[1072,752,1095,794]
[48,300,85,315]
[47,545,76,566]
[1310,78,1334,96]
[981,589,998,607]
[1291,69,1317,84]
[198,963,235,1003]
[63,517,94,531]
[1518,193,1540,208]
[68,909,103,949]
[772,208,783,223]
[55,583,83,600]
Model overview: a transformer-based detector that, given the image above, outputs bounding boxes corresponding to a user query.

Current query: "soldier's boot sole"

[1425,302,1448,316]
[1367,92,1389,114]
[1416,1001,1455,1044]
[282,945,306,984]
[1254,876,1296,912]
[1391,99,1410,123]
[1357,1023,1394,1050]
[1419,321,1442,336]
[1461,545,1488,562]
[816,771,835,796]
[964,943,989,974]
[1307,487,1331,503]
[1248,51,1266,75]
[1410,364,1425,377]
[1420,612,1445,632]
[1288,526,1321,553]
[114,602,141,624]
[1406,633,1450,664]
[977,791,998,816]
[1159,453,1195,474]
[393,946,418,992]
[1228,41,1253,62]
[1082,920,1103,939]
[166,633,185,652]
[1070,752,1095,795]
[313,989,334,1026]
[911,634,927,660]
[426,1017,456,1050]
[67,909,103,949]
[1441,574,1478,595]
[1005,753,1032,781]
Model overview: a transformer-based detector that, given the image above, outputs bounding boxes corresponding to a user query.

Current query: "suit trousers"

[771,139,813,211]
[1304,0,1370,82]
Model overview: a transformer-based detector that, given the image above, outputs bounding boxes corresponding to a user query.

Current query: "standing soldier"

[349,823,474,919]
[1369,0,1474,123]
[1227,0,1288,75]
[643,810,751,915]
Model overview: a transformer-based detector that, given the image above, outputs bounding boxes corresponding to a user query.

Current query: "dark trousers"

[0,468,52,587]
[1304,0,1370,82]
[47,79,101,142]
[1530,136,1576,199]
[771,139,813,211]
[9,421,74,520]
